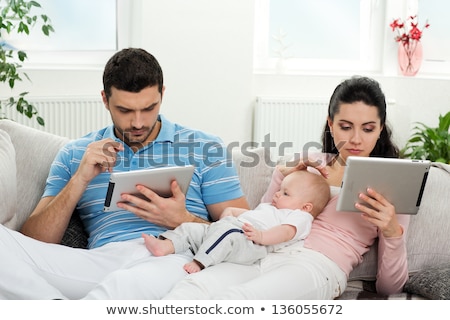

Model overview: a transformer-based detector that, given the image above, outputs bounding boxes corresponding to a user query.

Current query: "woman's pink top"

[261,167,410,295]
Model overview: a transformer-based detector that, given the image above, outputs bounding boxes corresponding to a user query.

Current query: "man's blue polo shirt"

[43,115,243,248]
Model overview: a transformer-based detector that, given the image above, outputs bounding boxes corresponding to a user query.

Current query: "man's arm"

[21,139,123,243]
[20,175,88,243]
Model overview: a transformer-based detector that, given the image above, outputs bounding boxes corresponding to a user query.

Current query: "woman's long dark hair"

[321,76,399,158]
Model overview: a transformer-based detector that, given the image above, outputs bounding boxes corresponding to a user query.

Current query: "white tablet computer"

[336,157,431,214]
[104,165,195,212]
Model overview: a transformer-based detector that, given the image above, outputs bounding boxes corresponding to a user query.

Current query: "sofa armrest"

[0,120,70,230]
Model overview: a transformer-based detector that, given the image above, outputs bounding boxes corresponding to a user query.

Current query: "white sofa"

[1,119,450,299]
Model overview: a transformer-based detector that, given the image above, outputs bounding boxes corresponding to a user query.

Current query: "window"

[3,0,130,68]
[254,0,450,76]
[418,0,450,74]
[253,0,384,74]
[7,0,117,51]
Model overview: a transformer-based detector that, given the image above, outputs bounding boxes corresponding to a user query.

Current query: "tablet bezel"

[336,157,431,214]
[103,165,195,212]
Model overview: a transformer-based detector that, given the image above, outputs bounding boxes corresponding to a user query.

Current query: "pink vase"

[397,40,423,76]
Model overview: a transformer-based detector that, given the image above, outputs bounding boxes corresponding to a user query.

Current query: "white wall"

[134,0,255,146]
[3,0,449,149]
[253,74,450,149]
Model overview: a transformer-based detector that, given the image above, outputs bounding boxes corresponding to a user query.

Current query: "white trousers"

[164,242,347,300]
[0,225,191,300]
[162,219,267,269]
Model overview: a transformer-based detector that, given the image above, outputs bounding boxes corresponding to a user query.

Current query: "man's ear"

[161,85,166,100]
[101,90,109,110]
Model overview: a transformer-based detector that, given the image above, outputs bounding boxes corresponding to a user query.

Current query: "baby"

[143,170,330,273]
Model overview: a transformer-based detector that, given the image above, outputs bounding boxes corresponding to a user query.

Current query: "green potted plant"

[401,111,450,164]
[0,0,54,126]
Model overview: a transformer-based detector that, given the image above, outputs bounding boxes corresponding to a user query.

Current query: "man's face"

[102,85,164,149]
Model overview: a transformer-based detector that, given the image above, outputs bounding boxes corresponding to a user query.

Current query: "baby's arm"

[242,223,296,246]
[219,207,248,219]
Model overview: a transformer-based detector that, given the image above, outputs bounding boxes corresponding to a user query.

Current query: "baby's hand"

[219,207,233,219]
[242,223,263,244]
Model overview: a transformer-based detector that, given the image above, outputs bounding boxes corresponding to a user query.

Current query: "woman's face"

[328,102,383,161]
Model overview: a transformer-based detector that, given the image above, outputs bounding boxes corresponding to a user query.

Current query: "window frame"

[253,0,384,74]
[414,0,450,76]
[254,0,450,77]
[20,0,131,70]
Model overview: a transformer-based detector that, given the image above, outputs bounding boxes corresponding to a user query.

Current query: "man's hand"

[117,180,196,229]
[75,138,123,185]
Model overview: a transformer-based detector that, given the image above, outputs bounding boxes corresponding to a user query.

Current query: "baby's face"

[272,175,308,210]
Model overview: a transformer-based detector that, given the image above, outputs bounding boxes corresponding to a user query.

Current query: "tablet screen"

[103,165,195,212]
[336,157,430,214]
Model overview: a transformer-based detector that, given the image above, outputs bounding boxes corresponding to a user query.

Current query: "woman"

[163,76,410,299]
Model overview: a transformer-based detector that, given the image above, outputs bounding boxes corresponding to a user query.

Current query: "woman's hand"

[117,180,196,229]
[355,188,404,238]
[278,157,329,179]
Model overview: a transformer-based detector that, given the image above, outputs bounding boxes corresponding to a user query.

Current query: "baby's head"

[272,170,330,217]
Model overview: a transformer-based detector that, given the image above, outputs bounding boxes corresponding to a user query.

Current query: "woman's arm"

[356,187,411,294]
[375,214,410,295]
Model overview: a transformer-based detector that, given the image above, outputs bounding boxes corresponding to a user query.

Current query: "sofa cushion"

[0,120,70,230]
[61,211,88,248]
[0,128,18,228]
[405,163,450,273]
[404,263,450,299]
[232,147,274,209]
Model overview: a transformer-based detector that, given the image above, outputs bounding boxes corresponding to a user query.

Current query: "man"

[0,48,248,299]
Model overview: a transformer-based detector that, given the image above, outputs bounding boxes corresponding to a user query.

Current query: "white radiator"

[1,97,111,139]
[253,97,328,156]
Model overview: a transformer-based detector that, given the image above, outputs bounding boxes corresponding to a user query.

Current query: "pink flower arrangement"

[390,15,430,76]
[389,15,430,46]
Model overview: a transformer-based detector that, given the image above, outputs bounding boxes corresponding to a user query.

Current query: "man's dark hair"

[103,48,164,99]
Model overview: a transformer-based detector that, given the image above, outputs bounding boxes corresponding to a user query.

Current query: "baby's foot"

[183,261,202,274]
[142,234,174,256]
